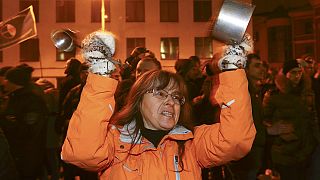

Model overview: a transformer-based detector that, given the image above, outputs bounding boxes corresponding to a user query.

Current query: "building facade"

[252,0,320,67]
[1,0,244,81]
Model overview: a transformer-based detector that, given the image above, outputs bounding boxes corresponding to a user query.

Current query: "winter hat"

[282,59,301,75]
[5,66,32,86]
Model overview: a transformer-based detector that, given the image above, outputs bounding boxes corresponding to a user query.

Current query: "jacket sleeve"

[193,69,256,168]
[61,73,118,171]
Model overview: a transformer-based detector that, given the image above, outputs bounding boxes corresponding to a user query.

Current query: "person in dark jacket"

[0,127,18,180]
[263,59,317,180]
[56,58,81,134]
[58,58,82,108]
[1,66,48,180]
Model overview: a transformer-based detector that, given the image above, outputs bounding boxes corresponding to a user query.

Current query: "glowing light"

[219,13,248,29]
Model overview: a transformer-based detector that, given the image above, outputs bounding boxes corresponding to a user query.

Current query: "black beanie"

[282,59,300,75]
[5,66,32,86]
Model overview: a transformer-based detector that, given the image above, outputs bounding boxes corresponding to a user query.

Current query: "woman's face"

[140,81,183,131]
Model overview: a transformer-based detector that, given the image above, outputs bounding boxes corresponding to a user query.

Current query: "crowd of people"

[0,31,320,180]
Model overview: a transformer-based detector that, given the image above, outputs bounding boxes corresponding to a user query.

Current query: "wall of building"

[1,0,252,79]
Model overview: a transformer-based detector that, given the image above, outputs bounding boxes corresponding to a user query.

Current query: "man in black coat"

[1,66,47,180]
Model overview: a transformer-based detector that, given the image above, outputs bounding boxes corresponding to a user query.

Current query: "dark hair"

[175,59,193,78]
[66,58,81,75]
[246,53,261,69]
[189,56,200,64]
[139,56,162,70]
[282,59,300,75]
[130,47,148,57]
[5,65,33,86]
[110,70,193,170]
[0,66,13,76]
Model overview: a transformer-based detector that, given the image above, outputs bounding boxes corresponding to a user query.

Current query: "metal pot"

[50,29,77,52]
[211,0,255,44]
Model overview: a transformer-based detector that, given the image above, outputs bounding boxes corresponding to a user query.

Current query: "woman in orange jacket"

[61,31,256,179]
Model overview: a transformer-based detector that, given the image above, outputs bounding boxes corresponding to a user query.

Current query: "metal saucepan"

[211,0,255,44]
[51,29,77,52]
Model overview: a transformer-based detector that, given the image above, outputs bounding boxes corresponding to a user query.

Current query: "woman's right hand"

[81,31,120,77]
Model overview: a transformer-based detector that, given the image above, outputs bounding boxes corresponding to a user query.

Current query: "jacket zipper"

[174,155,181,180]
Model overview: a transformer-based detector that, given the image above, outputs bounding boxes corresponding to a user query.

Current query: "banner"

[0,6,37,50]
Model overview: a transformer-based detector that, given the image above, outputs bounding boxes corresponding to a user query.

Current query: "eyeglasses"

[146,89,186,105]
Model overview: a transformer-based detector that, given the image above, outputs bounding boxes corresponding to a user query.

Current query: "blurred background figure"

[175,56,204,101]
[56,58,81,135]
[297,54,320,180]
[125,46,155,75]
[1,65,48,180]
[0,66,18,180]
[114,53,161,113]
[0,66,13,95]
[263,59,317,180]
[0,126,18,180]
[36,79,60,180]
[58,58,82,109]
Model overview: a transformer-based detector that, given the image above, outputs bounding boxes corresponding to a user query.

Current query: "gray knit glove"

[218,33,253,70]
[81,31,118,76]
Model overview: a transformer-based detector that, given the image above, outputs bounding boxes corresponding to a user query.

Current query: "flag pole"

[101,0,105,31]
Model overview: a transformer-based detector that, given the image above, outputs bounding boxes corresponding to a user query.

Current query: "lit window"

[91,0,111,22]
[126,0,145,22]
[160,38,179,60]
[20,0,39,22]
[56,0,75,22]
[20,38,40,62]
[126,38,146,57]
[194,0,211,22]
[160,0,178,22]
[195,37,213,59]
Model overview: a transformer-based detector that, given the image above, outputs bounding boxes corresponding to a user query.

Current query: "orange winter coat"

[61,69,256,180]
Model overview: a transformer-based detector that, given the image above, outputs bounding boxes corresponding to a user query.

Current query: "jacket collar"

[117,120,193,145]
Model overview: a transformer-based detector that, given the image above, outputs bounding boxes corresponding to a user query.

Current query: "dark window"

[160,0,178,22]
[126,38,146,57]
[20,38,40,62]
[91,0,111,22]
[20,0,39,22]
[56,0,75,22]
[194,0,211,22]
[0,0,2,21]
[126,0,145,22]
[268,26,292,63]
[160,37,179,60]
[195,37,213,59]
[0,51,2,62]
[56,49,76,61]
